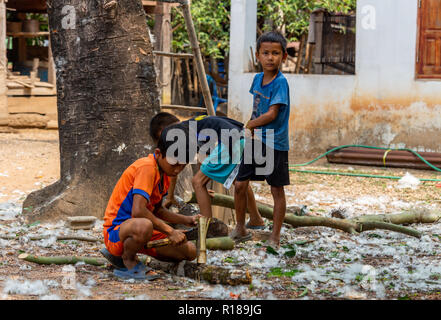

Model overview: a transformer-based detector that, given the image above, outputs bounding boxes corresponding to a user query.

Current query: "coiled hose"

[288,145,441,182]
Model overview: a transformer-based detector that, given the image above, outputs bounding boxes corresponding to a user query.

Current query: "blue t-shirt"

[249,71,290,151]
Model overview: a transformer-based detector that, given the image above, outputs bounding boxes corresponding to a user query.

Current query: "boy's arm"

[155,206,200,227]
[163,176,178,209]
[246,104,281,130]
[132,194,186,245]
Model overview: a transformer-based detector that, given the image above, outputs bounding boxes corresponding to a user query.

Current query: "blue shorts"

[200,138,245,188]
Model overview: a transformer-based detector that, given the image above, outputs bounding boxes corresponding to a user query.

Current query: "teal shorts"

[200,138,245,188]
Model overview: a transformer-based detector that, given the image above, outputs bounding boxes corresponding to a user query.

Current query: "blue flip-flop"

[113,262,146,280]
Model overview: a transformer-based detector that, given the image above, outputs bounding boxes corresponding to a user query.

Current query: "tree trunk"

[22,0,160,222]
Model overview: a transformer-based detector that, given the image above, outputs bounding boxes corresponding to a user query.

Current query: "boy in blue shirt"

[231,31,290,248]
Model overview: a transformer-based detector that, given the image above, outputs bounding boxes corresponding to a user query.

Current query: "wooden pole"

[48,35,56,92]
[153,2,172,104]
[295,34,306,74]
[179,0,215,116]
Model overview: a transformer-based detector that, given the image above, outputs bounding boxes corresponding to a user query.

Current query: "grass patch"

[267,267,303,278]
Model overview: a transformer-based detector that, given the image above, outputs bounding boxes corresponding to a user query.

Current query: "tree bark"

[22,0,160,222]
[147,258,252,286]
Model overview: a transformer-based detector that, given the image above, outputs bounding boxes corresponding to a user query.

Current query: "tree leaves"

[257,0,357,42]
[168,0,356,57]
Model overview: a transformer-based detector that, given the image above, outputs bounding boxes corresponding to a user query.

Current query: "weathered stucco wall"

[228,0,441,156]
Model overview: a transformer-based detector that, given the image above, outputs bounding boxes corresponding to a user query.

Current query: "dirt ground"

[1,129,441,300]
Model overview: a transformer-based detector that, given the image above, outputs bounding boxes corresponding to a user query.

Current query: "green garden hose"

[288,144,441,182]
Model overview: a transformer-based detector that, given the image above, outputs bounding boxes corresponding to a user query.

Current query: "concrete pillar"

[227,0,257,123]
[0,0,8,126]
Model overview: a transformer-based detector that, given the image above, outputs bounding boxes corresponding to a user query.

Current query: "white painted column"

[227,0,257,122]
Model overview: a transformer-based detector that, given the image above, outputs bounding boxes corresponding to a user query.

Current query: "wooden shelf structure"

[3,0,55,96]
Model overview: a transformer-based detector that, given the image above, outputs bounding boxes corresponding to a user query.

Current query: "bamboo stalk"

[19,253,107,266]
[153,50,193,58]
[0,234,100,242]
[197,216,211,264]
[187,192,423,238]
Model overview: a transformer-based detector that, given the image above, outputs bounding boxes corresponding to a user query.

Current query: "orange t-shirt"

[103,154,170,230]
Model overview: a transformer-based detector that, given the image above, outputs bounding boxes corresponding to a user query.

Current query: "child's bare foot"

[267,237,280,249]
[229,226,252,243]
[246,218,265,229]
[122,255,140,270]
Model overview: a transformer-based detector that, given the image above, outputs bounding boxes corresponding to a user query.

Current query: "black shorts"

[236,139,290,187]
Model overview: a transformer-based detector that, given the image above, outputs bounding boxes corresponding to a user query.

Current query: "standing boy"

[230,31,291,247]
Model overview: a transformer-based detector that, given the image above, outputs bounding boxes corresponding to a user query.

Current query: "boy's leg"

[154,241,197,262]
[269,186,286,247]
[192,170,213,218]
[230,179,250,238]
[246,185,265,227]
[118,218,153,270]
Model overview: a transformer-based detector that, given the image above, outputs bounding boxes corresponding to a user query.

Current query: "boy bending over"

[150,113,263,230]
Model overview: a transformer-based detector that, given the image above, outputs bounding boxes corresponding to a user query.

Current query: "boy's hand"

[168,229,187,246]
[185,214,202,227]
[164,196,180,209]
[245,122,254,138]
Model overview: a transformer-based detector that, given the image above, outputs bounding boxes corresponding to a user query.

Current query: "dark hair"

[149,112,180,142]
[256,31,287,53]
[157,122,196,163]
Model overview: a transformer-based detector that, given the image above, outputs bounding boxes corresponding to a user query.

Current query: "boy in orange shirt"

[102,135,199,280]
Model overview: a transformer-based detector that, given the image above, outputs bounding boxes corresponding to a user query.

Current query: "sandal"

[113,261,146,280]
[245,221,265,230]
[229,230,252,243]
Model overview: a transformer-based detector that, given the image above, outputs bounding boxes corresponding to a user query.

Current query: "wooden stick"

[180,0,215,116]
[153,50,193,58]
[161,104,207,112]
[295,34,306,74]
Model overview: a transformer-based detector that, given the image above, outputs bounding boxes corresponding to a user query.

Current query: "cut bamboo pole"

[19,253,107,266]
[187,192,424,238]
[0,234,100,242]
[197,216,211,264]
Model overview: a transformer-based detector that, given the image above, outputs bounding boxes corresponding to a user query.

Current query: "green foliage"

[171,0,230,58]
[166,0,356,58]
[267,267,303,277]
